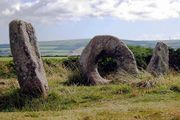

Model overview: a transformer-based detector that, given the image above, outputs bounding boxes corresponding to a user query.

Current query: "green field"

[0,57,180,120]
[0,57,12,61]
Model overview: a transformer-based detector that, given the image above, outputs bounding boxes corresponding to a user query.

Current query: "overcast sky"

[1,0,180,43]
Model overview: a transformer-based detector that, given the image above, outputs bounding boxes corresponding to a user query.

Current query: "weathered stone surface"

[147,42,169,76]
[9,20,48,97]
[80,35,138,85]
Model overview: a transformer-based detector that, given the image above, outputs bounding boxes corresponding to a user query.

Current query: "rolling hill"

[1,39,180,56]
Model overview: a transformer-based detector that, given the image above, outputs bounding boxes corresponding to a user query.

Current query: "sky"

[1,0,180,44]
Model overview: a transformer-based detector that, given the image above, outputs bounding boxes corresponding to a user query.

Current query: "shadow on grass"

[170,85,180,93]
[0,89,32,111]
[0,89,78,112]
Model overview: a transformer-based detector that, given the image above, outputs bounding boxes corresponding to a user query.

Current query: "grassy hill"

[1,39,180,56]
[0,57,180,120]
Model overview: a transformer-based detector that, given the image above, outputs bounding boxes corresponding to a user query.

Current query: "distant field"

[1,39,180,56]
[0,57,12,61]
[0,56,67,61]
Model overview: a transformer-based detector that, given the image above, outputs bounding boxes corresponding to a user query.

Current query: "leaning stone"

[147,42,169,76]
[80,35,138,85]
[9,20,48,97]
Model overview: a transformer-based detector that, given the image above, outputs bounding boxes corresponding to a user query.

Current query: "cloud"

[0,0,180,24]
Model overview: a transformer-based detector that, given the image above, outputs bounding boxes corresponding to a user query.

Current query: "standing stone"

[80,35,138,85]
[147,42,169,76]
[9,20,48,97]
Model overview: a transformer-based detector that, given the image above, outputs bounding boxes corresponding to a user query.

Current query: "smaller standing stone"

[147,42,169,76]
[9,20,48,97]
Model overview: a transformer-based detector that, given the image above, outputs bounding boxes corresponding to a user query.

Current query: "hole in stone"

[97,56,118,77]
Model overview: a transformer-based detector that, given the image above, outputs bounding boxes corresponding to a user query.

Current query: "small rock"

[0,82,5,85]
[136,81,156,88]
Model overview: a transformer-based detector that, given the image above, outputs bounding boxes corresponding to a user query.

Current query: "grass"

[0,57,180,120]
[0,57,13,61]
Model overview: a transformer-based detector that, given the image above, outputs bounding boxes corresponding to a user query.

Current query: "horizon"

[1,38,180,45]
[1,0,180,44]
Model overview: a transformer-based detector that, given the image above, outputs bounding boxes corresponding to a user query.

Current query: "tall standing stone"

[9,20,48,97]
[80,35,138,85]
[147,42,169,76]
